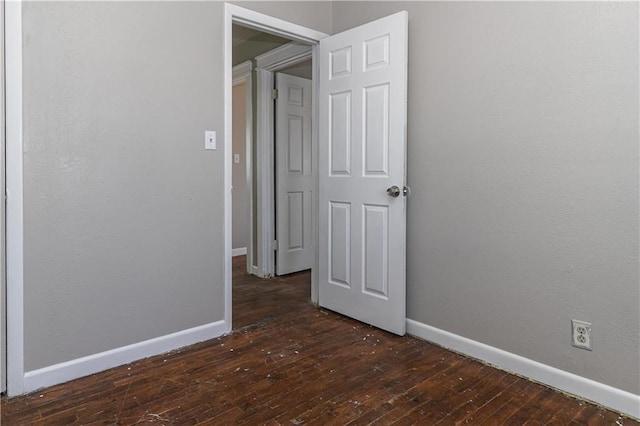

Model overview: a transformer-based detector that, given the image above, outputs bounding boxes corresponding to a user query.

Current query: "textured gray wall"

[22,1,224,371]
[232,83,249,250]
[231,1,332,36]
[333,1,639,394]
[21,1,331,371]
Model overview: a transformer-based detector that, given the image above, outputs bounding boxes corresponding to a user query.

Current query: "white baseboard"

[232,247,247,257]
[406,319,640,420]
[23,320,227,393]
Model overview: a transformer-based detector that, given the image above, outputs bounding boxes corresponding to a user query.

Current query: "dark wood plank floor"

[2,256,637,425]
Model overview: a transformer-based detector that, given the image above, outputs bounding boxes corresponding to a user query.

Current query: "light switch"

[234,154,240,164]
[205,130,216,150]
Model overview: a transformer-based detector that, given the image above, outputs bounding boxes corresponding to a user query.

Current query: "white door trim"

[0,0,6,394]
[255,41,312,72]
[229,5,327,45]
[5,0,24,396]
[232,60,254,274]
[224,3,328,327]
[232,60,252,84]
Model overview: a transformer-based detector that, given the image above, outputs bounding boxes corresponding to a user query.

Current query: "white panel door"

[276,73,313,275]
[319,11,408,335]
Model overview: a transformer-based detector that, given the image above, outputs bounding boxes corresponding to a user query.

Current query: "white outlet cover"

[571,319,592,351]
[205,130,216,150]
[234,154,240,164]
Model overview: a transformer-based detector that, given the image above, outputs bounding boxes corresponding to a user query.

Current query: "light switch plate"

[234,154,240,164]
[205,131,216,150]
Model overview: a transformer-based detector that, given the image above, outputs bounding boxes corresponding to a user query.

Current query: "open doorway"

[231,24,314,279]
[232,25,314,278]
[231,22,316,329]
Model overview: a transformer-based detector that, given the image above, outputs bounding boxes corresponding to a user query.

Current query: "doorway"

[230,20,317,331]
[231,59,253,274]
[252,39,314,279]
[225,4,409,337]
[225,4,326,331]
[231,24,315,280]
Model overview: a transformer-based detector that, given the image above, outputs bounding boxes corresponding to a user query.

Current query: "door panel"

[329,201,351,287]
[363,84,389,176]
[276,73,313,275]
[329,92,351,175]
[363,204,389,298]
[287,192,303,249]
[319,11,408,335]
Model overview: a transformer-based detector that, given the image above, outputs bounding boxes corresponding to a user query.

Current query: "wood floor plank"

[1,256,637,425]
[267,344,428,425]
[310,348,445,425]
[239,344,408,424]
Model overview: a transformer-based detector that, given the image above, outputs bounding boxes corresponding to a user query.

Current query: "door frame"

[252,41,312,279]
[232,60,254,275]
[224,4,328,329]
[5,0,24,396]
[0,0,6,394]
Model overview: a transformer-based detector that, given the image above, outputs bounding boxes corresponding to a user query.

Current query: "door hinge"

[272,240,279,251]
[272,89,279,100]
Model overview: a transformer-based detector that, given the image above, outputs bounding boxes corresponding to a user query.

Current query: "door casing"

[0,0,6,395]
[5,0,24,396]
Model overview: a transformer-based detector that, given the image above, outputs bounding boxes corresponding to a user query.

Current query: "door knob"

[386,185,401,198]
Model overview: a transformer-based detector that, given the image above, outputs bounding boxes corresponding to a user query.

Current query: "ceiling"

[232,25,290,49]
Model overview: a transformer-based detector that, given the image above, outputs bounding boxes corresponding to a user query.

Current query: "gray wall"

[232,83,249,250]
[231,1,332,36]
[333,2,639,394]
[21,1,331,371]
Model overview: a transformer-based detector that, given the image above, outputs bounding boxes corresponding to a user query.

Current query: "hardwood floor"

[2,256,637,425]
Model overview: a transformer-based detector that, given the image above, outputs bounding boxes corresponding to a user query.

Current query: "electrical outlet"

[571,319,592,350]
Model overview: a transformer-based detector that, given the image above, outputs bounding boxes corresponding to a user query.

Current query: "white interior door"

[275,73,314,275]
[318,11,408,335]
